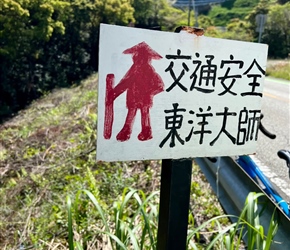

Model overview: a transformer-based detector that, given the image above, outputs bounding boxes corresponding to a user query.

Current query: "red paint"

[104,42,164,141]
[104,74,114,139]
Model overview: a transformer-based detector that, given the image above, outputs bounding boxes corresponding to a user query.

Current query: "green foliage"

[245,0,290,57]
[206,0,290,58]
[221,0,236,9]
[233,0,259,8]
[198,15,214,29]
[221,0,260,9]
[246,0,270,39]
[159,1,189,30]
[132,0,182,30]
[223,18,253,41]
[278,0,290,4]
[69,188,159,250]
[0,0,134,121]
[263,2,290,57]
[68,185,278,249]
[132,0,156,27]
[208,5,253,26]
[187,192,278,249]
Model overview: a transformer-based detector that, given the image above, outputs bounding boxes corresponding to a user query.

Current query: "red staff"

[104,41,164,141]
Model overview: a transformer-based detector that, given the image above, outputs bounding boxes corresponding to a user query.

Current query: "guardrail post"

[157,159,192,250]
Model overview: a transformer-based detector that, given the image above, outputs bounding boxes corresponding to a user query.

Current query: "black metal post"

[157,159,192,250]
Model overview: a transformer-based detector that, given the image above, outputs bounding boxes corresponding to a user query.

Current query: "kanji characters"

[159,103,186,148]
[218,55,244,96]
[237,108,261,145]
[196,55,217,93]
[210,107,237,146]
[241,59,265,97]
[190,106,213,144]
[159,105,262,148]
[165,49,191,92]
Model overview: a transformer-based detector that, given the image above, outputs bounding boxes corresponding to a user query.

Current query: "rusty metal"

[174,26,204,36]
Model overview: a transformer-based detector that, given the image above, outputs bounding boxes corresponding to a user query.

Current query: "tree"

[221,0,236,9]
[224,18,253,41]
[84,0,134,69]
[0,0,67,117]
[0,0,135,121]
[131,0,156,27]
[159,0,189,30]
[263,2,290,57]
[277,0,290,4]
[131,0,183,30]
[245,0,290,57]
[160,7,187,30]
[245,0,270,41]
[233,0,259,8]
[209,5,253,26]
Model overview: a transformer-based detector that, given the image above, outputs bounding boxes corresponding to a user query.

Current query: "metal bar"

[195,156,290,249]
[157,159,192,250]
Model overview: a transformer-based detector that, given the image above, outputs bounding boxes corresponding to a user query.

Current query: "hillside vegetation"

[0,75,224,249]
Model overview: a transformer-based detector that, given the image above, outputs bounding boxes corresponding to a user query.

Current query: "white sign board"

[97,24,268,161]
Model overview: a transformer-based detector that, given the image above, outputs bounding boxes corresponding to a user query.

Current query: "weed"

[67,187,278,250]
[67,187,159,250]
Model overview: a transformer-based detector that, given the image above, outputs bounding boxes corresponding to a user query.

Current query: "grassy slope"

[266,60,290,81]
[0,74,223,249]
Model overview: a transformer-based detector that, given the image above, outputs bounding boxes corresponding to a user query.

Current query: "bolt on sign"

[97,24,268,162]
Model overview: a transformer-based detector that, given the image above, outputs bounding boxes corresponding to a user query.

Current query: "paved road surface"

[254,77,290,201]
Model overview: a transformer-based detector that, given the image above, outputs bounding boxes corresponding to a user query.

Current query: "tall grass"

[67,188,159,250]
[67,189,278,249]
[187,192,278,249]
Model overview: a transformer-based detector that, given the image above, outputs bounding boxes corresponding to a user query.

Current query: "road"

[254,77,290,201]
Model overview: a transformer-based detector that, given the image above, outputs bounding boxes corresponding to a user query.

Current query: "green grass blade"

[244,192,264,249]
[235,221,246,250]
[75,242,84,250]
[133,190,159,249]
[120,221,140,250]
[82,189,116,248]
[187,240,199,250]
[264,208,279,250]
[116,188,138,243]
[82,189,110,231]
[187,214,237,241]
[67,196,74,250]
[224,234,231,250]
[246,192,256,249]
[206,224,236,250]
[255,225,264,250]
[98,230,128,250]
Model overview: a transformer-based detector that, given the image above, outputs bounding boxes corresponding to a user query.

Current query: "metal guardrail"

[195,156,290,249]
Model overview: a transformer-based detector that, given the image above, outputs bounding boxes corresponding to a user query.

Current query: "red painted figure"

[104,42,164,141]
